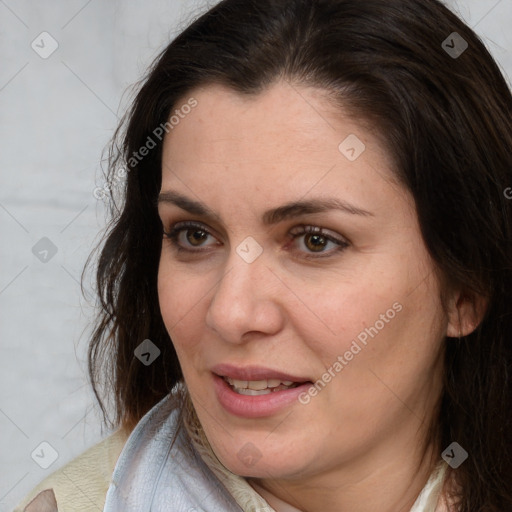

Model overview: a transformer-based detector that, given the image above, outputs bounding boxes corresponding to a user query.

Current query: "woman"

[16,0,512,510]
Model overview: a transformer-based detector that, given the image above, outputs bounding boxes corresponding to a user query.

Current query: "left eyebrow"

[156,190,374,224]
[261,198,374,225]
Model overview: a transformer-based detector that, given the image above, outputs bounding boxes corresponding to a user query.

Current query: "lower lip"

[212,373,313,418]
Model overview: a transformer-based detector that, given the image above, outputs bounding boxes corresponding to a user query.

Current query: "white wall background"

[0,0,510,509]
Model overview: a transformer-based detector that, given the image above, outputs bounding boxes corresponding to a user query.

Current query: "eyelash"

[162,221,350,259]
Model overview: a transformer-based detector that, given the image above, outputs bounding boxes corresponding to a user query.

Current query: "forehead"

[164,81,369,154]
[160,81,401,211]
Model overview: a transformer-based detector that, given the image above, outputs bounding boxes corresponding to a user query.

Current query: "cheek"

[157,261,208,352]
[318,278,445,423]
[290,258,445,391]
[280,270,398,359]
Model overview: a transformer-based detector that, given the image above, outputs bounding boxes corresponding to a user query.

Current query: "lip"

[211,363,311,383]
[211,364,313,419]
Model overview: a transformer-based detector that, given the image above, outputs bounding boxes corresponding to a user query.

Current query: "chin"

[210,436,310,479]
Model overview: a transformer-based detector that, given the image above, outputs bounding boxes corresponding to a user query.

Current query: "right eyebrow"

[156,190,223,223]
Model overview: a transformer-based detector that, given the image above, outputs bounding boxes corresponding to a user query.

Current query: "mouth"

[211,364,314,418]
[221,376,303,395]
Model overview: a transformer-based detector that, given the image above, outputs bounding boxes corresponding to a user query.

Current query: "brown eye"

[186,228,208,246]
[304,233,328,252]
[163,221,220,252]
[288,224,350,258]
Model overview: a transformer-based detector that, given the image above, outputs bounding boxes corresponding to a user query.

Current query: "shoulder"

[13,428,130,512]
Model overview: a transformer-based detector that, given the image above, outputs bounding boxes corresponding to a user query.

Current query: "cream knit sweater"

[15,392,449,512]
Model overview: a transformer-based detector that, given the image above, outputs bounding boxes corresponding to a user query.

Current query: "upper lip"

[212,363,311,383]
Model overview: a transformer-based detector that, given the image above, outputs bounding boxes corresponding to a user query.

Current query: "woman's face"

[157,81,448,482]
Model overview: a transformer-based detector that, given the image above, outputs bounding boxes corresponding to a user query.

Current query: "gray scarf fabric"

[103,389,447,512]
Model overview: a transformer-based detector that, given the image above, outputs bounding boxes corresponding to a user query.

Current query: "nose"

[205,249,286,344]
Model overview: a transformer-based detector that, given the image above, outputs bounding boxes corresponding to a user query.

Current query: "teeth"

[247,380,268,390]
[236,388,272,396]
[229,379,248,388]
[224,376,300,394]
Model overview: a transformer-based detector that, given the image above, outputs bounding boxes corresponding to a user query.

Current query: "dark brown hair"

[84,0,512,509]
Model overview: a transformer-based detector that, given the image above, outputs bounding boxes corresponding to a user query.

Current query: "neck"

[246,430,441,512]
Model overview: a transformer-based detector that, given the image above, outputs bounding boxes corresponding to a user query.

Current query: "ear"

[445,289,488,338]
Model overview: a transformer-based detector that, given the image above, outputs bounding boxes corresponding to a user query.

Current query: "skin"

[156,80,479,512]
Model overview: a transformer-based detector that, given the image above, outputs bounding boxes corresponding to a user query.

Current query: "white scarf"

[103,389,447,512]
